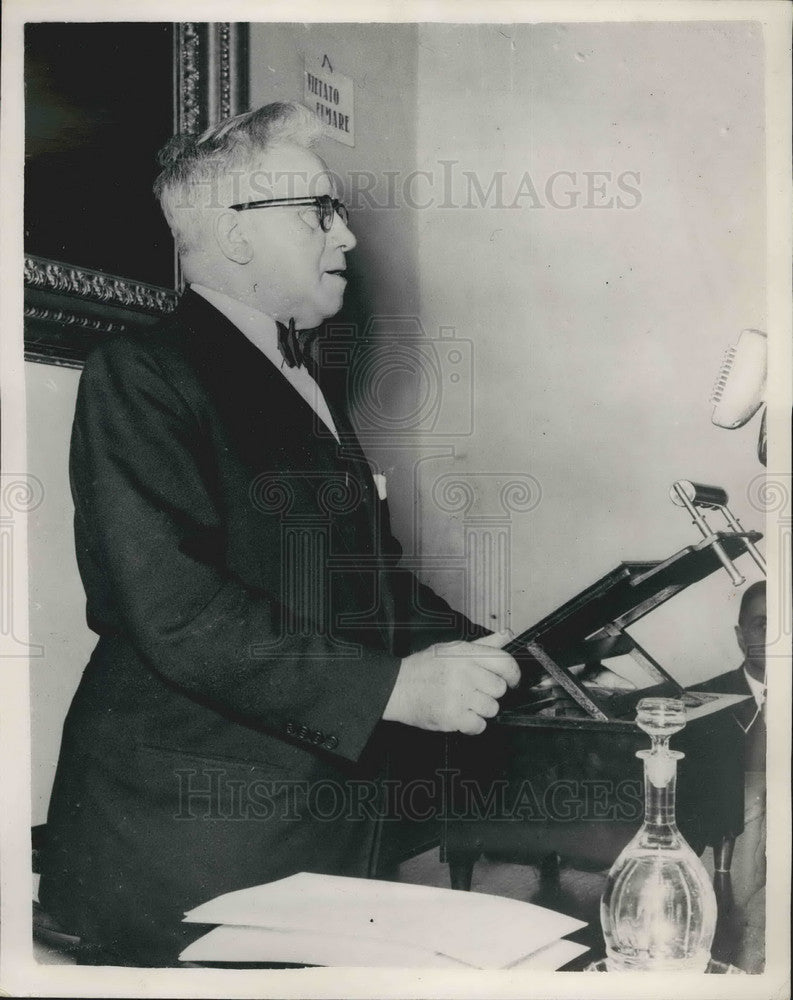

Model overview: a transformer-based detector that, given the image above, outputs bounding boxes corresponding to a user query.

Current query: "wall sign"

[304,54,354,147]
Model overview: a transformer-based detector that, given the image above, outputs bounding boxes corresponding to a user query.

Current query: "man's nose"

[329,213,357,251]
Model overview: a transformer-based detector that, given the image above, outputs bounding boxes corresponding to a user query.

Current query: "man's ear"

[735,624,747,656]
[214,210,253,264]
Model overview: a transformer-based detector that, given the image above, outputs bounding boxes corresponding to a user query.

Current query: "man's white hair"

[153,102,328,254]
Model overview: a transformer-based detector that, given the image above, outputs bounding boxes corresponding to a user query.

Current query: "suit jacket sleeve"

[383,540,491,656]
[71,338,403,763]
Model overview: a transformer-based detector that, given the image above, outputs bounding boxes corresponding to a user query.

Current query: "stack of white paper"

[179,872,588,969]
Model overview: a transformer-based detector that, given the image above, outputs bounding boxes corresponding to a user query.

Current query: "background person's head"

[736,580,766,682]
[153,102,356,328]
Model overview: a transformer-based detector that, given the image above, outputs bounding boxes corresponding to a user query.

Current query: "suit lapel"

[176,291,338,471]
[174,293,389,627]
[728,668,762,730]
[316,364,397,651]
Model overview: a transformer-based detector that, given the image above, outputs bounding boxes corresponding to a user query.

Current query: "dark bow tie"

[276,318,316,370]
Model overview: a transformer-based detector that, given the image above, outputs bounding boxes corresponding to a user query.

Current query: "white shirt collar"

[190,283,339,443]
[743,665,766,708]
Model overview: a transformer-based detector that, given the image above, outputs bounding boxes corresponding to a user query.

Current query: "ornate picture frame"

[24,22,249,368]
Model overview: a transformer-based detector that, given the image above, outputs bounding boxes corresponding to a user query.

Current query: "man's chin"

[292,292,345,330]
[313,300,345,327]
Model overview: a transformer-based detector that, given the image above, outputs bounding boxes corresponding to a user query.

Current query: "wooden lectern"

[442,530,762,889]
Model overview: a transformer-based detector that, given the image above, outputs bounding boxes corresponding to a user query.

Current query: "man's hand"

[382,632,520,735]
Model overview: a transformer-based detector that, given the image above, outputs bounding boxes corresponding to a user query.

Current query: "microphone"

[710,328,766,430]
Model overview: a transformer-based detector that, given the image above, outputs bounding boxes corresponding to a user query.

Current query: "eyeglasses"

[228,194,349,233]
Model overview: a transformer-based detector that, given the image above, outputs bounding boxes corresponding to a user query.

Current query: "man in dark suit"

[697,580,766,971]
[697,580,766,773]
[39,102,520,966]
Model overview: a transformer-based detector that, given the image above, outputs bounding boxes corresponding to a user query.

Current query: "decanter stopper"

[600,697,718,971]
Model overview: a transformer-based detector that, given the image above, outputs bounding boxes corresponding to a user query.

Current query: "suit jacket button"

[324,736,339,750]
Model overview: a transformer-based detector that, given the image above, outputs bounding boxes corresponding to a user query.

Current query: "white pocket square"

[372,473,387,500]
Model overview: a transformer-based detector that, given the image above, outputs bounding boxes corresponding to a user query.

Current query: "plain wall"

[26,362,93,823]
[28,20,766,821]
[411,21,766,684]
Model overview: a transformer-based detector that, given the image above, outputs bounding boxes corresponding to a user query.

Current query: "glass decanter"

[600,697,717,972]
